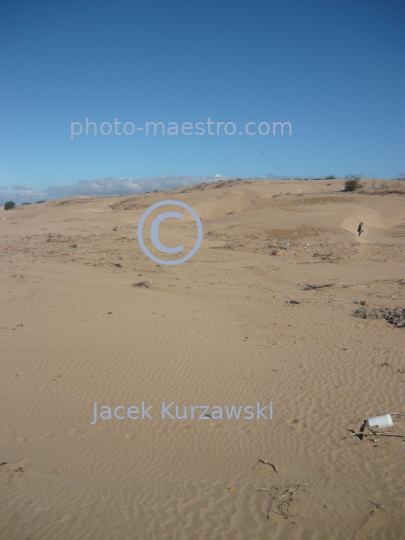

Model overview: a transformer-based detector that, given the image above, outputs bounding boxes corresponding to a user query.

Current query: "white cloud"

[0,175,228,205]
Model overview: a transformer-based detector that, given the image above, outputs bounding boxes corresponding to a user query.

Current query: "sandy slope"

[0,179,404,539]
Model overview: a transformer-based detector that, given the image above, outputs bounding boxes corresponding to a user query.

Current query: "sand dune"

[0,179,404,539]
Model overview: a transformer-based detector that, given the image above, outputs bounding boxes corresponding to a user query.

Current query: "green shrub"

[21,202,32,205]
[4,201,16,210]
[36,200,46,203]
[344,175,363,192]
[325,175,335,179]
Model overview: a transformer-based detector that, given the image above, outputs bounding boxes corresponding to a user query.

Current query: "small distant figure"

[357,222,363,236]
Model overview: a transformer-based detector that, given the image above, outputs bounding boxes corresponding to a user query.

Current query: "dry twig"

[341,427,404,440]
[303,282,334,290]
[259,459,279,474]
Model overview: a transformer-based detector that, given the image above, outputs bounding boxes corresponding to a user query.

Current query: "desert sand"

[0,178,404,539]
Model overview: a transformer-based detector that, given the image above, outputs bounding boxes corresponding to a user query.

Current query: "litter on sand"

[342,412,405,441]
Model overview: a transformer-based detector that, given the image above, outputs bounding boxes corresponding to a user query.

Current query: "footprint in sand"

[289,418,308,429]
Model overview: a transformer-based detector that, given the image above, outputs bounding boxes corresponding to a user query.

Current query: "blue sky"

[1,0,404,203]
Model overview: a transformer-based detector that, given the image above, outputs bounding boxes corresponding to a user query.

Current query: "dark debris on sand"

[353,307,405,327]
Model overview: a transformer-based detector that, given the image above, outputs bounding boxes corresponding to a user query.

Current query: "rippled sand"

[1,178,404,539]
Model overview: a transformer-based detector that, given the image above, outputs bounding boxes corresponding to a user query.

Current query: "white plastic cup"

[365,414,393,429]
